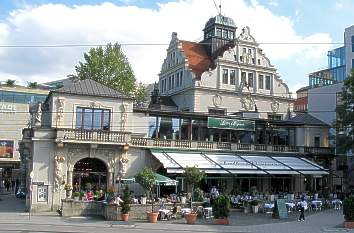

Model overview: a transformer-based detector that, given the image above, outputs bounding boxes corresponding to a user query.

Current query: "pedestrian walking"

[298,198,307,221]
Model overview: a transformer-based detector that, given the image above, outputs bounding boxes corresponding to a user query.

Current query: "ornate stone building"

[159,14,293,119]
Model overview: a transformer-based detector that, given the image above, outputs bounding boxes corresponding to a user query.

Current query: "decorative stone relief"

[119,155,129,176]
[54,155,65,192]
[56,98,65,127]
[212,94,222,107]
[238,26,256,43]
[29,103,42,127]
[270,99,280,113]
[241,93,254,111]
[120,104,128,131]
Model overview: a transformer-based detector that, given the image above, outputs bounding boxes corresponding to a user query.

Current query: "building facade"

[0,84,48,191]
[158,15,293,120]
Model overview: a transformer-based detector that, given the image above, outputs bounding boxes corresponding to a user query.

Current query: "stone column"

[67,170,73,197]
[107,171,113,188]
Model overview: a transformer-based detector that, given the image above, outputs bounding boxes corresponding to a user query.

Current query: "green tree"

[121,185,131,214]
[68,42,146,101]
[27,82,38,88]
[183,166,205,209]
[336,69,354,153]
[4,79,16,86]
[135,167,156,212]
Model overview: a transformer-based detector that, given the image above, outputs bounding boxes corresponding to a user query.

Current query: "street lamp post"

[29,171,34,220]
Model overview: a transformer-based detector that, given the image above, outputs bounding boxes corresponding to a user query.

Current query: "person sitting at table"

[86,190,94,201]
[97,190,105,201]
[109,195,123,205]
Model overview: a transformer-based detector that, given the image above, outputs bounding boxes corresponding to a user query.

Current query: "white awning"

[151,150,328,175]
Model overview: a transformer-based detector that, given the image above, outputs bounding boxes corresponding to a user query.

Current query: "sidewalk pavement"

[0,193,350,233]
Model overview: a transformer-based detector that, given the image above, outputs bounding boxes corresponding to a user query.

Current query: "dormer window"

[76,107,110,130]
[216,28,222,37]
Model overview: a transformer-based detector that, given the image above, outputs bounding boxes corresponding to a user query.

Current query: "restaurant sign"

[207,117,255,131]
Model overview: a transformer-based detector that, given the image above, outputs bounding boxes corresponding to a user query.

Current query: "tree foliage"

[68,42,146,101]
[336,69,354,153]
[27,82,38,88]
[183,166,205,209]
[4,79,16,86]
[121,185,131,214]
[135,167,156,212]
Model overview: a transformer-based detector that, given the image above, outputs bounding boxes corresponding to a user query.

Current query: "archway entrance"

[73,158,107,191]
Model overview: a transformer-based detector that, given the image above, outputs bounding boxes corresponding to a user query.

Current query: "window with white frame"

[248,73,254,88]
[230,70,236,85]
[176,72,180,87]
[265,75,271,90]
[241,72,247,85]
[171,75,175,89]
[37,185,48,202]
[258,75,264,89]
[222,69,228,84]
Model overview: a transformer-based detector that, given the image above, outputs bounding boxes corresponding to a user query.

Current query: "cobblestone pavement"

[0,193,352,233]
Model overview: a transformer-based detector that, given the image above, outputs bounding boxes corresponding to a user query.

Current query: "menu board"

[273,199,288,219]
[0,140,14,158]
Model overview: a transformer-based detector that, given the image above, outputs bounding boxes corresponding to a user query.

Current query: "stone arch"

[72,157,109,192]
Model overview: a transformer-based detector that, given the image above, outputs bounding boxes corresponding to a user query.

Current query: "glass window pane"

[222,69,228,84]
[84,108,93,130]
[14,93,26,103]
[76,107,83,129]
[103,110,110,130]
[248,73,254,88]
[230,70,236,85]
[266,76,271,90]
[93,109,102,130]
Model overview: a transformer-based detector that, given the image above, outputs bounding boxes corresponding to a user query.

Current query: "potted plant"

[64,184,72,199]
[120,185,131,221]
[343,194,354,228]
[250,200,260,214]
[183,166,205,224]
[72,191,80,201]
[212,195,230,225]
[135,167,158,223]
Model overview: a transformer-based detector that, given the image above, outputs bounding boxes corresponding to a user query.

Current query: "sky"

[0,0,353,95]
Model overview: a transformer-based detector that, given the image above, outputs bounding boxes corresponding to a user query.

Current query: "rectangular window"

[243,48,247,54]
[222,69,228,84]
[176,73,179,87]
[168,76,172,90]
[229,31,234,39]
[216,28,222,37]
[248,73,254,88]
[314,136,321,147]
[76,107,111,130]
[180,70,183,86]
[352,36,354,52]
[37,185,48,202]
[208,108,226,115]
[230,70,236,85]
[352,59,354,70]
[164,78,167,91]
[248,48,252,54]
[252,58,255,64]
[160,80,164,93]
[223,29,228,38]
[258,59,261,65]
[240,56,243,62]
[265,75,271,90]
[258,75,264,89]
[171,75,175,89]
[268,114,282,120]
[241,72,247,84]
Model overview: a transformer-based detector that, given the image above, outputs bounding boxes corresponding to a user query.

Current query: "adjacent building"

[0,84,48,190]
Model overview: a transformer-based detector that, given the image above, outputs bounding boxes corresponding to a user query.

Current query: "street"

[0,194,351,233]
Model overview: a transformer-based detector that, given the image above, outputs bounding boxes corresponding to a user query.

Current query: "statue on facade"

[29,103,42,128]
[54,155,65,192]
[120,104,128,131]
[55,98,64,127]
[270,99,280,113]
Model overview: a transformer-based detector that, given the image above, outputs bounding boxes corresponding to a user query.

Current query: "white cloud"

[335,2,343,9]
[268,0,278,7]
[0,0,332,87]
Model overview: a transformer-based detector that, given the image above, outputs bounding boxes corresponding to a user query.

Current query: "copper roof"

[180,40,213,79]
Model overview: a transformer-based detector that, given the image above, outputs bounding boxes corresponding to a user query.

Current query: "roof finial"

[219,4,221,15]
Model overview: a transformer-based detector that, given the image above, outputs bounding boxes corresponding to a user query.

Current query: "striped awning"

[151,150,328,175]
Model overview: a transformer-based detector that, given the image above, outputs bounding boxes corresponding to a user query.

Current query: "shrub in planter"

[193,187,204,202]
[135,167,158,223]
[183,166,205,224]
[120,185,131,221]
[72,192,80,200]
[212,195,230,224]
[250,200,260,214]
[343,194,354,228]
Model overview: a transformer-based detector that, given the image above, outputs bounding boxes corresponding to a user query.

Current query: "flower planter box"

[344,221,354,229]
[185,213,197,224]
[147,212,158,223]
[214,218,229,225]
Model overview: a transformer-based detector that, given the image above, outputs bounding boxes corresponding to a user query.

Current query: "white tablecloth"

[285,203,296,208]
[264,203,274,209]
[181,208,192,215]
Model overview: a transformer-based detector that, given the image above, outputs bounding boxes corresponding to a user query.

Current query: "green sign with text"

[207,117,255,131]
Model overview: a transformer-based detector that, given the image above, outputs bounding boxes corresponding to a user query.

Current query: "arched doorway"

[73,158,107,191]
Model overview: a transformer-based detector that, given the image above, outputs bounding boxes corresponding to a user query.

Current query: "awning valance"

[151,150,328,175]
